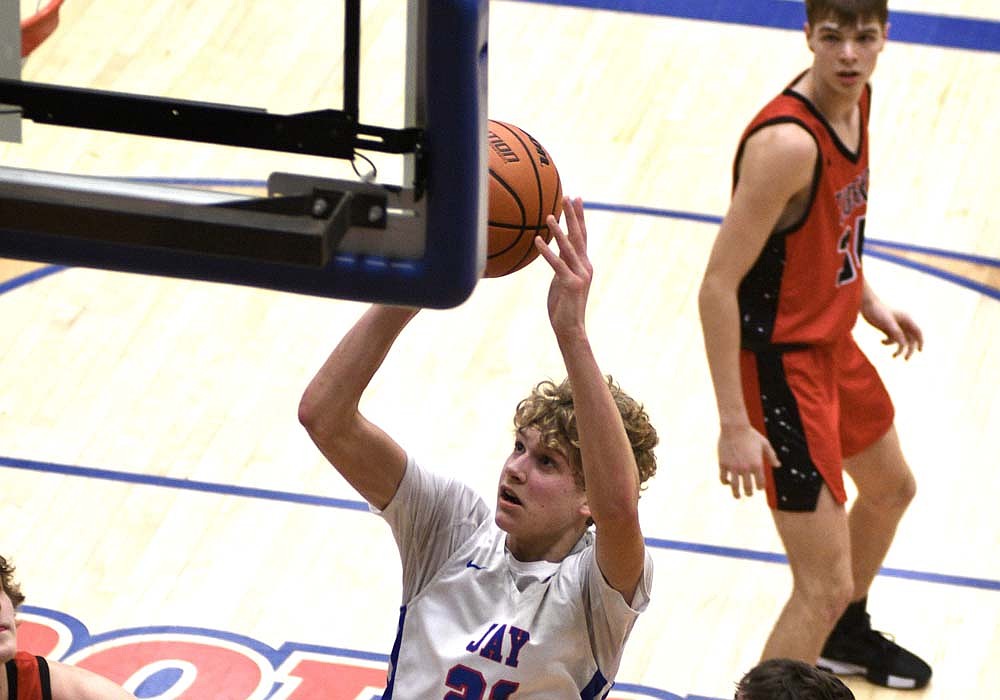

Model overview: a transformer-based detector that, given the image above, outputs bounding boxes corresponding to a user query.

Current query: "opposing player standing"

[698,0,930,690]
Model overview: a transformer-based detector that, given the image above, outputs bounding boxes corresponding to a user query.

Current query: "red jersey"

[735,76,871,348]
[3,652,51,700]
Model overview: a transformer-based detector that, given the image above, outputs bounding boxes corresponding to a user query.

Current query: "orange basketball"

[485,120,563,278]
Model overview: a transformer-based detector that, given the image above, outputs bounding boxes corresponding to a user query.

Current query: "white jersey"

[373,456,653,698]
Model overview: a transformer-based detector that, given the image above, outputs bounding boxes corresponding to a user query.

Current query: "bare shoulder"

[49,660,136,700]
[739,121,818,190]
[745,120,817,157]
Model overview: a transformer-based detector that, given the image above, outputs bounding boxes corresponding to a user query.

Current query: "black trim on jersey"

[4,658,17,700]
[738,233,787,347]
[36,656,52,700]
[780,86,870,163]
[580,668,609,698]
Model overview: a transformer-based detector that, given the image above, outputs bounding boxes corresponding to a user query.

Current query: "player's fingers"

[742,472,754,497]
[559,196,578,239]
[558,199,588,269]
[904,321,924,356]
[534,234,568,273]
[547,213,574,255]
[570,197,587,246]
[764,441,782,469]
[547,213,587,276]
[883,332,904,358]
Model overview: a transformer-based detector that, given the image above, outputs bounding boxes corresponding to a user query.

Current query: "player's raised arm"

[298,305,418,510]
[535,197,645,600]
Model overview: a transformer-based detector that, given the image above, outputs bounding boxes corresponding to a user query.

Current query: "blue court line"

[0,264,65,294]
[1,202,995,306]
[3,455,998,593]
[513,0,1000,53]
[645,537,1000,591]
[582,201,1000,299]
[0,455,369,513]
[866,248,1000,301]
[867,239,1000,268]
[0,193,994,304]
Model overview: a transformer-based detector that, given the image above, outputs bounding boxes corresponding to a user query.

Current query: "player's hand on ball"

[535,196,591,337]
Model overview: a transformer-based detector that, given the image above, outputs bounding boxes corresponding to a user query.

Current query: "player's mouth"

[836,70,861,85]
[499,487,522,507]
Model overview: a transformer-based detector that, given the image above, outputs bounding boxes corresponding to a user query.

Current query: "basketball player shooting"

[299,197,659,696]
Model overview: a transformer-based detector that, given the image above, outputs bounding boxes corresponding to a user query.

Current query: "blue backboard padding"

[417,0,489,307]
[0,0,488,308]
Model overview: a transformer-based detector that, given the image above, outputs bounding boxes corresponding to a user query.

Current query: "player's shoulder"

[48,659,135,700]
[744,120,818,164]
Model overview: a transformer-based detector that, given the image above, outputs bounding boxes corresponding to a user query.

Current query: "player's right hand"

[717,424,781,498]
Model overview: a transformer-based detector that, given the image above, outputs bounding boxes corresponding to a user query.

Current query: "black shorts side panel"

[755,351,825,512]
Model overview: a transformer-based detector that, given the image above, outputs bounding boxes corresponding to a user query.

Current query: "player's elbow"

[297,386,351,444]
[297,385,323,432]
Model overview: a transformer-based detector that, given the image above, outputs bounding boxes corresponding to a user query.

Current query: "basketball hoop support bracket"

[0,171,388,267]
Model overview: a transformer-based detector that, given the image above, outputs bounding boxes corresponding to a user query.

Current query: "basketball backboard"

[0,0,489,308]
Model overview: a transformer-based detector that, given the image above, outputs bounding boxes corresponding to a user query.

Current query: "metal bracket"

[0,167,389,267]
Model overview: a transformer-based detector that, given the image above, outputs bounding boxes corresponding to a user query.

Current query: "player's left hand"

[862,302,924,359]
[536,196,592,339]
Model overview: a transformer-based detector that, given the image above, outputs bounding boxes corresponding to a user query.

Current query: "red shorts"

[740,335,894,511]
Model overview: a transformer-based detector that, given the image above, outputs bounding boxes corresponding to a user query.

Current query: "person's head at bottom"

[735,658,855,699]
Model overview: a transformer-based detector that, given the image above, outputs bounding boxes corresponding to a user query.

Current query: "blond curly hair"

[513,376,658,491]
[0,555,25,609]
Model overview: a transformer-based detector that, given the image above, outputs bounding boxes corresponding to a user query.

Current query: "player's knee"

[897,469,917,507]
[863,467,917,512]
[794,574,854,628]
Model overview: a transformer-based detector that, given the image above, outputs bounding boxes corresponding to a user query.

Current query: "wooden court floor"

[1,1,998,698]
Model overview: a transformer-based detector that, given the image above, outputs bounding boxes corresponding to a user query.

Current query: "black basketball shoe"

[818,607,932,689]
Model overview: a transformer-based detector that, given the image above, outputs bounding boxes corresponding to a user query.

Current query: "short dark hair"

[805,0,888,27]
[0,555,26,609]
[735,658,855,699]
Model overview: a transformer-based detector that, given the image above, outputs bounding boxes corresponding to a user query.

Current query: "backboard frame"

[0,0,489,308]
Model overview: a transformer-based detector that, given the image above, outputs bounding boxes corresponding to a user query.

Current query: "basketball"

[485,120,563,278]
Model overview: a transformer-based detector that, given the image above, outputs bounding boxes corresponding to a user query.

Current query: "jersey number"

[444,665,520,699]
[837,215,865,286]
